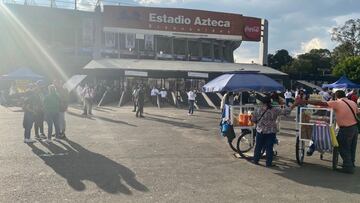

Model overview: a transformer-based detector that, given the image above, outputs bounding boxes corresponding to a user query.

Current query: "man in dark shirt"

[136,85,145,118]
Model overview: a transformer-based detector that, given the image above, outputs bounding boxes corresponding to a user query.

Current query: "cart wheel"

[320,154,324,160]
[332,147,339,170]
[228,134,238,153]
[236,129,254,159]
[296,136,305,165]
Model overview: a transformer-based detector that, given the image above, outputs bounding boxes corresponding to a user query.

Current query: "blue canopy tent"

[202,71,284,93]
[322,75,360,89]
[0,68,44,81]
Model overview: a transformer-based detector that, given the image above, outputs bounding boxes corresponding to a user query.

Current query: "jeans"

[34,112,44,136]
[337,125,358,170]
[23,112,34,139]
[58,112,66,134]
[46,112,60,139]
[254,132,276,166]
[188,100,195,114]
[285,98,291,107]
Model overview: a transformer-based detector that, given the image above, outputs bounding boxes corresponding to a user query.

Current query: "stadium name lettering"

[149,13,231,28]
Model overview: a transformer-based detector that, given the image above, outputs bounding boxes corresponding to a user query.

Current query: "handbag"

[221,121,231,134]
[329,126,339,147]
[342,99,360,131]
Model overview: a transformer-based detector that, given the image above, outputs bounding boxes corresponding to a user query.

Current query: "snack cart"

[295,106,339,170]
[202,71,285,158]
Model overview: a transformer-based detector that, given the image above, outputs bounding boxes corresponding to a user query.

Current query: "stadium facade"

[2,3,288,103]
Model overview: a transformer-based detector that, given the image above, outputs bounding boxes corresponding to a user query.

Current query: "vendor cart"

[295,106,339,170]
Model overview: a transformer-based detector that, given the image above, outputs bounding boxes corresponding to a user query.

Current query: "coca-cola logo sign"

[244,19,261,40]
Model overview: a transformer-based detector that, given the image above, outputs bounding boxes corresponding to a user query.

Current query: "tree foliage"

[332,56,360,81]
[267,49,293,70]
[279,49,332,75]
[331,19,360,56]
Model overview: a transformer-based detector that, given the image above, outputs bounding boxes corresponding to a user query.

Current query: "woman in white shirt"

[187,90,196,115]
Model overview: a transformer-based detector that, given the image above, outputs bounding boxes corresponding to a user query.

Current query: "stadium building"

[1,2,287,107]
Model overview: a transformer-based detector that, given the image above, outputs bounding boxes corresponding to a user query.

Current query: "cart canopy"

[322,75,360,89]
[202,71,284,93]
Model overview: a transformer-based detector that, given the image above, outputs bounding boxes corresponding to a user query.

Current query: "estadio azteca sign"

[103,6,262,41]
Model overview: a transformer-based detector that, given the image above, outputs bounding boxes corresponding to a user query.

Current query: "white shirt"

[151,88,159,96]
[187,91,196,101]
[284,91,292,99]
[160,90,167,98]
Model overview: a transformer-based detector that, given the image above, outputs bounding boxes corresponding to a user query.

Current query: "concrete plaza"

[1,105,360,202]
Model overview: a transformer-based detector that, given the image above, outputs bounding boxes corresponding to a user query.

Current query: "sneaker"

[140,115,145,118]
[24,139,36,143]
[44,139,52,143]
[35,135,41,140]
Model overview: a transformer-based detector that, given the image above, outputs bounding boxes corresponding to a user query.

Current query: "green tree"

[332,42,355,65]
[331,19,360,56]
[267,49,293,70]
[281,58,313,75]
[332,56,360,81]
[298,49,332,75]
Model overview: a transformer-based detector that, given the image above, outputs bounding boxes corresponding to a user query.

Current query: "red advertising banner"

[103,6,262,41]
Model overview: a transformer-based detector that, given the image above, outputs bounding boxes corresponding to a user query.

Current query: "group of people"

[23,80,68,143]
[150,87,168,107]
[248,88,358,174]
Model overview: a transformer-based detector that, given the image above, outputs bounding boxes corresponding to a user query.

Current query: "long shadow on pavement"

[270,156,360,194]
[27,139,148,195]
[144,115,208,131]
[67,111,137,127]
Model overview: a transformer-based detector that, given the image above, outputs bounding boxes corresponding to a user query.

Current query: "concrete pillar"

[198,39,203,58]
[93,5,102,60]
[259,19,269,66]
[210,40,215,61]
[219,41,224,62]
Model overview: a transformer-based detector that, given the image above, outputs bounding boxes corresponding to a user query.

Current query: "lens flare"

[0,2,68,81]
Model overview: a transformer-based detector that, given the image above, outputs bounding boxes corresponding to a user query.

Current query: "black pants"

[136,102,144,117]
[337,125,358,169]
[188,100,195,114]
[34,112,44,136]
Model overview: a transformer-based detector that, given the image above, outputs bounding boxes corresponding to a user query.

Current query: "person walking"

[160,88,167,106]
[150,87,159,107]
[301,90,359,174]
[136,85,145,118]
[251,96,296,167]
[187,89,196,115]
[132,86,139,112]
[55,81,69,138]
[44,85,61,142]
[33,84,45,139]
[284,89,292,107]
[82,84,95,116]
[23,86,37,143]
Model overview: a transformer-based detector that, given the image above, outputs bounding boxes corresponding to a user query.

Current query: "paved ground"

[1,105,360,202]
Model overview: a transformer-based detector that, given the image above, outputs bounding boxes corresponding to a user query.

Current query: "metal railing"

[2,0,136,11]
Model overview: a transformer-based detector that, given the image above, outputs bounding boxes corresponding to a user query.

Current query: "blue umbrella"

[202,71,284,93]
[0,68,43,81]
[322,75,360,89]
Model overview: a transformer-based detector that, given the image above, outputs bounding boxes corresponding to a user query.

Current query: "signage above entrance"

[188,72,209,79]
[103,6,262,41]
[125,70,148,77]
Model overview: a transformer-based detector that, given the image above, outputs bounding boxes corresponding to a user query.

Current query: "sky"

[103,0,360,63]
